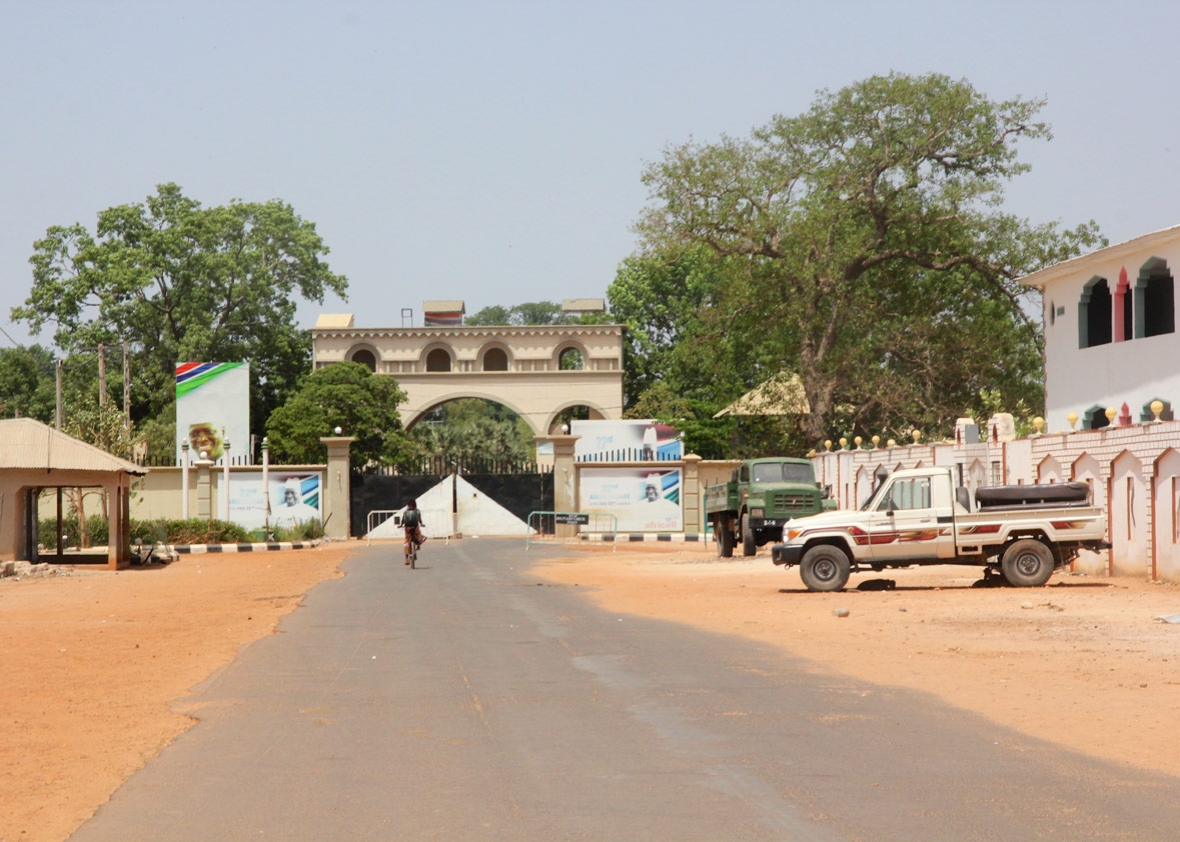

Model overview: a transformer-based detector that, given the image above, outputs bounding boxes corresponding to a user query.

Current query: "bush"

[39,516,253,548]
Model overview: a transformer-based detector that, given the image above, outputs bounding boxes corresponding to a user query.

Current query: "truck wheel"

[1001,538,1054,587]
[716,517,734,558]
[799,545,851,592]
[741,513,757,556]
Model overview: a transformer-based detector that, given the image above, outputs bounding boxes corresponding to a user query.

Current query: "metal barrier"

[366,507,452,545]
[525,511,618,551]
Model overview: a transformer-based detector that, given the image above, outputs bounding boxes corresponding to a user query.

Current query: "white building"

[1020,226,1178,433]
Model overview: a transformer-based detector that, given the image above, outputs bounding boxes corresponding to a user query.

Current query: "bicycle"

[404,530,419,569]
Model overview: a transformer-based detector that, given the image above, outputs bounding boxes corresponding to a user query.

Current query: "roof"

[713,373,811,418]
[313,314,355,329]
[562,298,606,313]
[422,300,466,314]
[0,418,147,475]
[1019,223,1180,289]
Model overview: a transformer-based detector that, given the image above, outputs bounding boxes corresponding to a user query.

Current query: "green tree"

[265,362,412,470]
[13,183,348,440]
[465,301,592,326]
[410,398,533,465]
[0,345,56,421]
[637,72,1104,444]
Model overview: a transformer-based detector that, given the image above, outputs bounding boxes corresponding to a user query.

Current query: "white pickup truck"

[770,467,1109,591]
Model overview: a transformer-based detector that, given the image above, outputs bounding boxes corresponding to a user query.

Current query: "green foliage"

[0,345,56,421]
[13,183,348,440]
[635,72,1104,445]
[465,301,589,326]
[135,415,176,463]
[410,398,534,464]
[39,516,250,548]
[61,397,135,459]
[265,361,413,470]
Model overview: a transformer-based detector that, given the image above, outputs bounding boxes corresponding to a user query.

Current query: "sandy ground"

[2,541,1179,842]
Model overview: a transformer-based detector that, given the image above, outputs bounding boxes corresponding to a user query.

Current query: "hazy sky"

[2,0,1176,348]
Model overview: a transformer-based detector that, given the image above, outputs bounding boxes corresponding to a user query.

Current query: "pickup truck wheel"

[799,545,851,592]
[716,518,734,558]
[741,513,757,556]
[1001,538,1054,587]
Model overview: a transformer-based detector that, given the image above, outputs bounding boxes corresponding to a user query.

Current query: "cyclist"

[402,499,425,564]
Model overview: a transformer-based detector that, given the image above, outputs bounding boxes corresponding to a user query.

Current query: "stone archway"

[311,316,624,435]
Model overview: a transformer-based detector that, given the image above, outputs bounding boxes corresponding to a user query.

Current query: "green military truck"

[705,457,830,558]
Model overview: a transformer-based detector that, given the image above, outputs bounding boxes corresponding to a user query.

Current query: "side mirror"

[821,484,832,500]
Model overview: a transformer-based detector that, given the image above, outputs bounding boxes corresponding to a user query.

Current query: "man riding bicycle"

[402,499,425,565]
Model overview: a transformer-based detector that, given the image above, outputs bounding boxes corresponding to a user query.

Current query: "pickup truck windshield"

[752,462,814,483]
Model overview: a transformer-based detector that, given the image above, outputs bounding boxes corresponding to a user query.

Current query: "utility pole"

[98,343,106,406]
[55,359,62,430]
[123,341,130,433]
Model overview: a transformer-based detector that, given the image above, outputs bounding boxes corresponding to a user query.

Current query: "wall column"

[537,435,579,538]
[682,454,702,537]
[319,435,356,541]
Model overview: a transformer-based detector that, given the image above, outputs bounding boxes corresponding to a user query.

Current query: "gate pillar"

[320,434,356,540]
[543,434,580,538]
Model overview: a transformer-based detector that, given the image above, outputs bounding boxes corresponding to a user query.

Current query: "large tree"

[265,361,413,470]
[13,184,347,441]
[636,72,1104,443]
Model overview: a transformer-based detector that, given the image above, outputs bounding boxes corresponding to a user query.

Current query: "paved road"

[69,540,1180,841]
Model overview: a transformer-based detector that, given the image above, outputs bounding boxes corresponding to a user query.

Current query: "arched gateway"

[311,314,624,434]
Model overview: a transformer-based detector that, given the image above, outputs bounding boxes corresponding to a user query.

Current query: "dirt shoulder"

[4,541,1179,842]
[0,545,350,842]
[536,544,1180,779]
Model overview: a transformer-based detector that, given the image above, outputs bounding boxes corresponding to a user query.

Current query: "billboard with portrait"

[570,419,682,462]
[227,471,324,531]
[176,362,250,465]
[579,466,682,532]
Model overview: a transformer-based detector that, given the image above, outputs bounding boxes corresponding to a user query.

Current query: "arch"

[1135,257,1175,338]
[1069,452,1107,576]
[1078,275,1112,348]
[1037,454,1063,484]
[854,465,875,509]
[1152,449,1180,580]
[553,341,587,371]
[1109,450,1147,576]
[480,343,511,372]
[405,392,534,434]
[347,344,379,372]
[425,346,453,372]
[545,401,608,435]
[1153,448,1180,581]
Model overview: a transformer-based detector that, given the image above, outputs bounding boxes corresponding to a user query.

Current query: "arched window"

[350,349,377,372]
[558,346,584,370]
[1078,276,1112,348]
[1136,257,1175,338]
[426,348,452,372]
[483,347,508,371]
[1083,404,1110,430]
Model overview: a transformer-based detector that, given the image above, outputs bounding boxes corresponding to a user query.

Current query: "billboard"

[176,362,250,465]
[570,419,682,461]
[579,466,682,532]
[228,471,324,531]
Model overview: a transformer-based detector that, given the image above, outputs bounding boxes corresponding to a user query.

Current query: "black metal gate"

[349,456,554,538]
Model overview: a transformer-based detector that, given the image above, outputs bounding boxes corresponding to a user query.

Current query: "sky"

[2,0,1178,349]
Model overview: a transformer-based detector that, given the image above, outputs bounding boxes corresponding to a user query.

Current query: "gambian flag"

[176,362,247,398]
[423,310,464,326]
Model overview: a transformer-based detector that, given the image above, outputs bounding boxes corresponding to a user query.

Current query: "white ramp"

[455,475,534,536]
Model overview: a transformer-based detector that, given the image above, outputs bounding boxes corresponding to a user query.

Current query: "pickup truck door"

[865,476,955,561]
